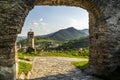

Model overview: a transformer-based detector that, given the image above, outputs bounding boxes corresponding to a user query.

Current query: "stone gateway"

[0,0,120,80]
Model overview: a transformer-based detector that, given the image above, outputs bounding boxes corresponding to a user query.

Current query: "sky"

[18,6,89,36]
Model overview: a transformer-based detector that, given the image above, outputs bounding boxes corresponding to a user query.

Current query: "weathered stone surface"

[28,57,100,80]
[0,0,120,80]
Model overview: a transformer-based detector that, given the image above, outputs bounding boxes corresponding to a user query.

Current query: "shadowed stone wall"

[0,0,31,80]
[0,0,120,80]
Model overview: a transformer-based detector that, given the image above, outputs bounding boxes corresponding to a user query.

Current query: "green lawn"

[18,50,88,60]
[71,61,88,70]
[18,62,32,75]
[39,51,88,58]
[18,51,38,61]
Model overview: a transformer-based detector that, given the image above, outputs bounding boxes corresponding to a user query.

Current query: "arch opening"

[17,5,90,79]
[2,0,120,80]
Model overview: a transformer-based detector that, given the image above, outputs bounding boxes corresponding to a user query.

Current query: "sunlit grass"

[18,50,88,59]
[71,61,88,70]
[39,51,88,58]
[18,51,38,61]
[18,62,32,75]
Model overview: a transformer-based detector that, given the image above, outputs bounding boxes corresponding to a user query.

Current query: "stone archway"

[0,0,120,80]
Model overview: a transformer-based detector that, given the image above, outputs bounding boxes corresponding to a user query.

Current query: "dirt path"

[27,57,101,80]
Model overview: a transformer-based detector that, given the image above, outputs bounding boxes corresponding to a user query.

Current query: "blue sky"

[19,6,89,36]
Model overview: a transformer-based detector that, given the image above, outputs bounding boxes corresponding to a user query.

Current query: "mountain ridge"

[41,27,88,41]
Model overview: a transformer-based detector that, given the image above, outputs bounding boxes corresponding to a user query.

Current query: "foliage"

[78,48,89,56]
[17,39,28,47]
[71,61,88,70]
[17,36,61,51]
[17,36,89,52]
[56,37,89,50]
[34,36,59,45]
[18,62,32,74]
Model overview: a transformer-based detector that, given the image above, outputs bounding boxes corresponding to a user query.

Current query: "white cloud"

[69,18,80,27]
[69,18,88,30]
[19,18,57,36]
[40,18,43,22]
[19,18,47,36]
[29,18,46,28]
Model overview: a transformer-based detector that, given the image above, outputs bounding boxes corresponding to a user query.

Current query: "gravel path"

[28,57,101,80]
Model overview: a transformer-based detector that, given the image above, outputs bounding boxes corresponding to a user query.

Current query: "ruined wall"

[102,0,120,76]
[0,0,120,80]
[0,0,31,80]
[89,1,120,77]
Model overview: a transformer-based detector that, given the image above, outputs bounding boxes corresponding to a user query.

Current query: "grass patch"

[18,50,88,59]
[39,51,88,58]
[18,62,32,75]
[18,51,38,61]
[18,52,26,60]
[71,61,88,70]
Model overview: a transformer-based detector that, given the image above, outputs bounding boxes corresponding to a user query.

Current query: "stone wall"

[0,0,120,80]
[0,0,30,80]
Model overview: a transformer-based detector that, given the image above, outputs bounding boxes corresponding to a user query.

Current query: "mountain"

[42,27,89,41]
[80,29,89,35]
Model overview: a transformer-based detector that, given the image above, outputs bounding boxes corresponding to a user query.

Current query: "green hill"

[56,36,89,50]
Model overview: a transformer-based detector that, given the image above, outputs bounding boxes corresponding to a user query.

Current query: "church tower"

[27,30,35,48]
